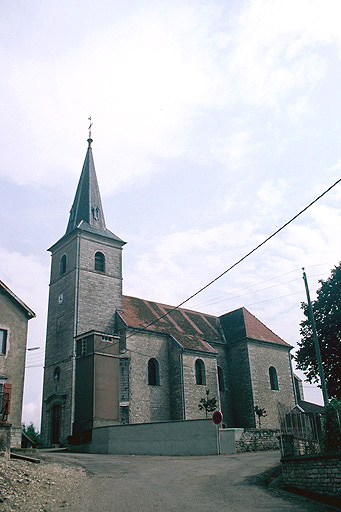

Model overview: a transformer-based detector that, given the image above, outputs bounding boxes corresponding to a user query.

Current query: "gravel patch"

[0,455,87,511]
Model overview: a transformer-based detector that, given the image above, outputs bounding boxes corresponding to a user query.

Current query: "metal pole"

[302,268,329,407]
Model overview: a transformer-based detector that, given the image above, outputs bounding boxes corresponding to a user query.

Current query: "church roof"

[120,296,221,353]
[119,298,291,351]
[219,307,291,347]
[64,139,124,244]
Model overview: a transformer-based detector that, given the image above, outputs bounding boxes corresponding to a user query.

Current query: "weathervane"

[88,116,93,138]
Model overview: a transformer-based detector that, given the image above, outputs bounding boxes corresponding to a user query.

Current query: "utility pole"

[302,268,329,407]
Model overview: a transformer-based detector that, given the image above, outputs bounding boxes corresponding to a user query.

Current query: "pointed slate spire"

[65,137,107,234]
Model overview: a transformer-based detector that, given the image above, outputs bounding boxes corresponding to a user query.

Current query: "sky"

[1,0,340,429]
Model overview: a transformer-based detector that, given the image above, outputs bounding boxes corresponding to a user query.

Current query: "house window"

[195,359,206,385]
[269,366,279,390]
[60,255,66,275]
[148,358,159,386]
[218,366,225,391]
[94,252,105,272]
[0,329,7,355]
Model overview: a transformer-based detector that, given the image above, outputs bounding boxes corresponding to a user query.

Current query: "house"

[0,280,35,447]
[41,136,297,446]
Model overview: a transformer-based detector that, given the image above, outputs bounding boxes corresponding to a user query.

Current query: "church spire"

[65,126,107,235]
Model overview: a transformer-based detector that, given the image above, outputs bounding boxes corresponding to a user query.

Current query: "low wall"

[235,428,280,452]
[281,453,341,497]
[69,422,281,456]
[85,419,220,456]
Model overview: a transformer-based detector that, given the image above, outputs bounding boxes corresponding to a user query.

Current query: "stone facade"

[0,281,35,447]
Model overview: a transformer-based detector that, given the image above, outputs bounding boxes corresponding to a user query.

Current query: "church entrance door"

[51,405,61,444]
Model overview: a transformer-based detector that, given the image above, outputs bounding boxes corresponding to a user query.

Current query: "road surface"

[49,450,335,512]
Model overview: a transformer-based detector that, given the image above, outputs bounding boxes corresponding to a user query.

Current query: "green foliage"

[254,406,267,428]
[322,399,341,452]
[22,422,41,445]
[198,389,217,419]
[296,263,341,399]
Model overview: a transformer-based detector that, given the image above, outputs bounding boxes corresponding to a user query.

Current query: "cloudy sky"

[1,0,340,429]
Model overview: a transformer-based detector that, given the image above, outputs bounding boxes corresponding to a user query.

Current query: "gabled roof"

[119,296,220,353]
[297,400,325,414]
[219,307,291,347]
[0,280,36,319]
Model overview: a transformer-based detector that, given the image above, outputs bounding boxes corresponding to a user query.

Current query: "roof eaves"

[0,281,36,319]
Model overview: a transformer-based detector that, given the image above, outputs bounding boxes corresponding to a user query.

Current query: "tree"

[295,263,341,399]
[254,406,267,428]
[198,389,217,418]
[22,422,41,445]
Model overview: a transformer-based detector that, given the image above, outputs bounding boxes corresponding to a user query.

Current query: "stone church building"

[41,137,298,446]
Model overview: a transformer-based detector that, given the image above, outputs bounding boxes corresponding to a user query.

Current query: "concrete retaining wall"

[88,419,220,455]
[69,422,281,456]
[281,453,341,497]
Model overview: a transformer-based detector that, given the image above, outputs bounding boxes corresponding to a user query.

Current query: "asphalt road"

[49,450,335,512]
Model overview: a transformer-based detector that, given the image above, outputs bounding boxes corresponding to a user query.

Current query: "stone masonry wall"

[248,341,295,429]
[236,428,280,452]
[182,352,220,420]
[127,330,171,423]
[227,341,254,427]
[210,341,234,427]
[281,453,341,497]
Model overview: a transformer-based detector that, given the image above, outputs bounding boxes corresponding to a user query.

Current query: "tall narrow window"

[195,359,206,385]
[0,329,7,355]
[218,366,225,391]
[95,252,105,272]
[269,366,279,390]
[60,255,66,275]
[148,358,159,386]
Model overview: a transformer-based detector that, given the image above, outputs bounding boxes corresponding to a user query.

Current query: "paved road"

[49,451,334,512]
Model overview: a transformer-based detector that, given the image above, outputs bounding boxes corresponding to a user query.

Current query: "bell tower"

[41,135,125,446]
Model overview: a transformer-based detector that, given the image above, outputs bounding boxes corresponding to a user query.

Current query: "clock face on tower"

[58,293,64,305]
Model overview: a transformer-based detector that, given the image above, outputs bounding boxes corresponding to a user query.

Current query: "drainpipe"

[180,348,186,420]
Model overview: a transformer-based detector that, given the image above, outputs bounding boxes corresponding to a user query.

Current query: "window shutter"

[4,383,12,414]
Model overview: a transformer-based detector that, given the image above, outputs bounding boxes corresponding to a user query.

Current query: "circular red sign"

[212,410,223,425]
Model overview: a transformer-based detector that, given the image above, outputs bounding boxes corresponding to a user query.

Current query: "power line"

[125,177,341,340]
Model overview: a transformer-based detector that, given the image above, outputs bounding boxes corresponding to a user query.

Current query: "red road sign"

[212,410,223,425]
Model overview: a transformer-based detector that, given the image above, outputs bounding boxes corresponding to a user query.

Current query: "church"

[41,136,298,446]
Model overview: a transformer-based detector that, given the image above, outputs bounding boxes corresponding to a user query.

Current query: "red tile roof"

[222,307,291,347]
[120,296,220,353]
[119,297,291,351]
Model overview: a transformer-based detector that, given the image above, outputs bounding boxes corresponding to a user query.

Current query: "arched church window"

[269,366,279,390]
[94,252,105,272]
[148,358,159,386]
[218,366,225,391]
[54,367,61,382]
[60,255,66,275]
[195,359,206,385]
